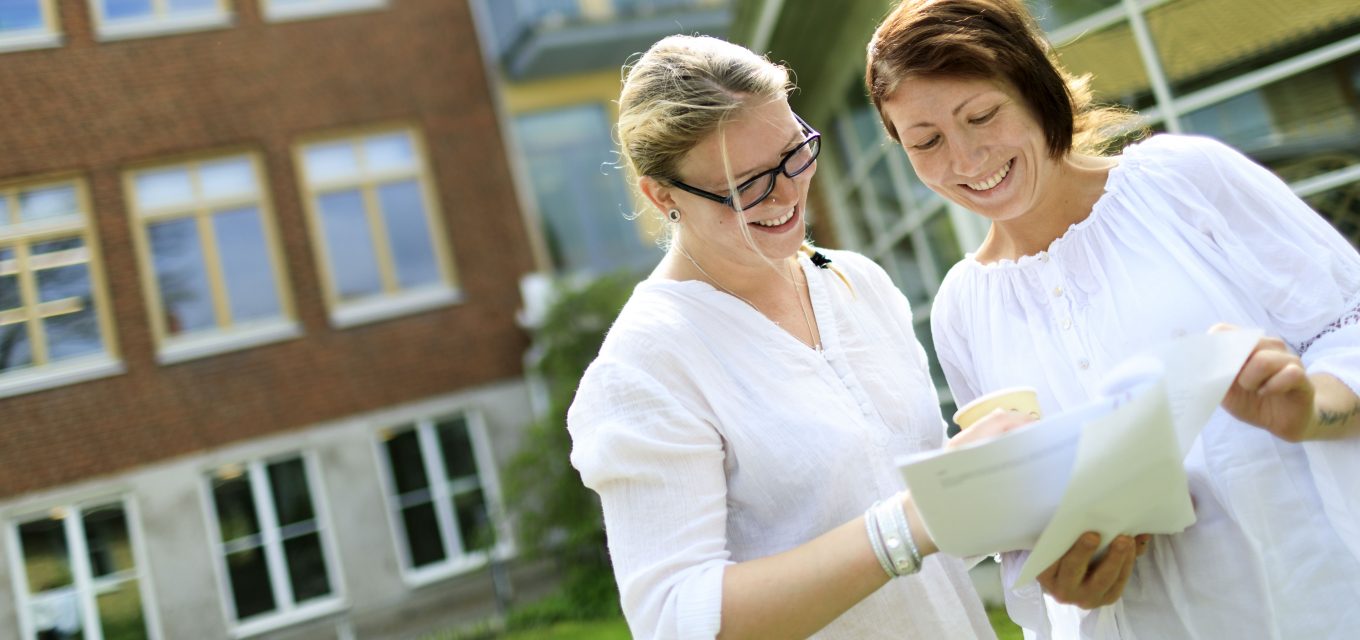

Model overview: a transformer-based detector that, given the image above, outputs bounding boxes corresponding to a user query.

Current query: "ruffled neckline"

[958,147,1139,272]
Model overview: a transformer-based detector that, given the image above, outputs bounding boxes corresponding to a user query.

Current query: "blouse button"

[1062,317,1072,330]
[1052,286,1064,297]
[1039,253,1050,263]
[1078,358,1090,370]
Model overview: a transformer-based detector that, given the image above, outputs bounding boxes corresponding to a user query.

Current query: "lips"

[964,159,1012,192]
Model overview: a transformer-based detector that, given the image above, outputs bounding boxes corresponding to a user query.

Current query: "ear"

[638,175,678,215]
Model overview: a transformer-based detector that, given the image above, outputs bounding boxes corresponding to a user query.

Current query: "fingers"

[1235,345,1306,394]
[947,409,1034,449]
[1134,534,1151,558]
[1039,534,1142,609]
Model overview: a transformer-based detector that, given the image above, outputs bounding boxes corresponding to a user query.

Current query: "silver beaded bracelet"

[865,500,896,578]
[865,493,923,578]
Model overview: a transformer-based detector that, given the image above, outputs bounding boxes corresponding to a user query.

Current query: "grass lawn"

[492,608,1022,639]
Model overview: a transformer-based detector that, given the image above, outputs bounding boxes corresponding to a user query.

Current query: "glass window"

[515,105,657,274]
[129,154,290,348]
[1145,0,1360,97]
[1183,53,1360,184]
[298,129,455,310]
[0,0,58,48]
[1027,0,1120,33]
[91,0,227,34]
[1053,19,1155,110]
[208,456,337,624]
[0,180,114,382]
[380,413,501,579]
[13,501,153,640]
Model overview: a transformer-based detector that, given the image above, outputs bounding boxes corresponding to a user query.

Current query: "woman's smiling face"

[879,75,1057,224]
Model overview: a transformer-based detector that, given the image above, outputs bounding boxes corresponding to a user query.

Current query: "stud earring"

[667,208,681,222]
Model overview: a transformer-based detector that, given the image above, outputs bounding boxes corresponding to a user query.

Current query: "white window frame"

[89,0,232,42]
[259,0,387,23]
[124,151,300,365]
[6,496,164,640]
[372,409,513,587]
[0,176,124,399]
[0,0,62,53]
[294,125,461,329]
[200,452,346,638]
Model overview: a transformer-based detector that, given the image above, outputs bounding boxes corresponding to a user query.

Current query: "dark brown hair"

[866,0,1132,157]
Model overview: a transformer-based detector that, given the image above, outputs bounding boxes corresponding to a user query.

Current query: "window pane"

[2,246,22,310]
[19,517,72,593]
[82,505,134,578]
[400,503,446,568]
[0,321,32,372]
[364,133,417,174]
[282,533,331,603]
[34,240,103,361]
[304,142,361,184]
[213,207,281,323]
[925,212,964,284]
[0,0,44,32]
[435,416,478,480]
[19,186,79,223]
[1146,0,1360,97]
[377,180,441,288]
[0,197,10,224]
[149,218,214,335]
[1307,181,1360,247]
[96,579,149,640]
[29,589,83,640]
[453,489,494,552]
[226,548,275,620]
[842,190,873,249]
[1027,0,1120,32]
[1054,20,1153,109]
[213,475,261,544]
[317,190,382,300]
[267,458,316,528]
[199,158,257,201]
[867,159,904,225]
[889,237,928,305]
[1183,53,1360,184]
[103,0,153,20]
[135,168,194,211]
[384,428,430,495]
[168,0,218,15]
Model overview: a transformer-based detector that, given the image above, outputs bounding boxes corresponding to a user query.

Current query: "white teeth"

[966,160,1011,191]
[755,209,795,227]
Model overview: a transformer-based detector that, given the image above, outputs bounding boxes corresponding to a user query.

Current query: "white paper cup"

[953,386,1042,430]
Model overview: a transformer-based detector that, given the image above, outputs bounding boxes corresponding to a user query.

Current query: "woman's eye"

[969,108,999,125]
[911,135,940,151]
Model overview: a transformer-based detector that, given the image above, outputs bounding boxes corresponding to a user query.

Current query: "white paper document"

[897,330,1262,587]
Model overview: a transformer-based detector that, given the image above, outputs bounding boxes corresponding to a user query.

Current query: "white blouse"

[931,134,1360,640]
[568,250,996,639]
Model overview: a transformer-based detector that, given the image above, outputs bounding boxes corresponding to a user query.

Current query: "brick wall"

[0,0,535,495]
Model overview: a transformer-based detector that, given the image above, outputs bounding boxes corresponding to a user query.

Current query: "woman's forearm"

[716,495,936,640]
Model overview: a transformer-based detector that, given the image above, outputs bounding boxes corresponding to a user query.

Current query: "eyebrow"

[731,127,804,184]
[906,92,988,130]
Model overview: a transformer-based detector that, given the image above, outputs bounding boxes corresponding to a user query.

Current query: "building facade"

[0,1,542,638]
[735,0,1360,419]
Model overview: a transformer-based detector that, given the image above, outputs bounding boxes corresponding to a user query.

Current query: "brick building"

[0,1,544,638]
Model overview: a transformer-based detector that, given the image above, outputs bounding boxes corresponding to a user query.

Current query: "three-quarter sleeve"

[1176,135,1360,560]
[567,358,732,640]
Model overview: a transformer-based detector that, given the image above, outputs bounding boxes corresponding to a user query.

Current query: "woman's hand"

[946,408,1035,450]
[1212,324,1318,442]
[1037,532,1149,609]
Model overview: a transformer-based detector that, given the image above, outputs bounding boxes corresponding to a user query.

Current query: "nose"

[949,132,988,179]
[768,161,811,206]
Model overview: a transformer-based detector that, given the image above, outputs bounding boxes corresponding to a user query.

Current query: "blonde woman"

[566,35,1135,639]
[867,0,1360,638]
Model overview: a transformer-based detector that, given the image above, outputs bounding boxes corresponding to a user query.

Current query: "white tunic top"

[931,134,1360,640]
[568,250,995,640]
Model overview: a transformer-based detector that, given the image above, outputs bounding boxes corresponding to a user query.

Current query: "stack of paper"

[898,330,1261,586]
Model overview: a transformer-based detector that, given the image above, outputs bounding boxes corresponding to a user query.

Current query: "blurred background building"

[732,0,1360,423]
[0,1,545,638]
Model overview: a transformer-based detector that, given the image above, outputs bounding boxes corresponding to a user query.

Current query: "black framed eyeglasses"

[665,113,822,211]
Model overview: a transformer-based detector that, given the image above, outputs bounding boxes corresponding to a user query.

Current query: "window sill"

[95,12,233,42]
[0,30,62,54]
[0,355,125,400]
[263,0,387,23]
[330,286,464,329]
[157,319,303,365]
[231,597,347,639]
[402,542,516,588]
